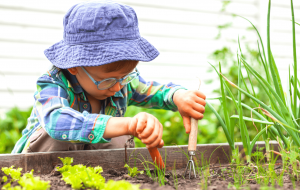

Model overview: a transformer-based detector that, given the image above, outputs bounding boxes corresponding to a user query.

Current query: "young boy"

[12,0,206,153]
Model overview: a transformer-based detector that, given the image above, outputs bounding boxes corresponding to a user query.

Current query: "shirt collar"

[113,90,124,98]
[62,69,84,94]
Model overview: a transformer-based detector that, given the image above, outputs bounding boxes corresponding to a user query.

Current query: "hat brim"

[44,37,159,69]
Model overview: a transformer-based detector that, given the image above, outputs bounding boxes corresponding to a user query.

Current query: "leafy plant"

[0,107,32,153]
[124,164,144,177]
[1,167,50,190]
[17,170,50,190]
[2,182,13,190]
[1,166,22,182]
[58,157,73,166]
[57,161,105,189]
[57,157,147,190]
[105,180,143,190]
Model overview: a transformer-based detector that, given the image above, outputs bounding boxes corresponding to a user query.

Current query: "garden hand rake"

[184,79,201,179]
[183,118,198,179]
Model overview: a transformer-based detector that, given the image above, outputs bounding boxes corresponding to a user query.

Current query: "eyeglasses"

[80,67,140,90]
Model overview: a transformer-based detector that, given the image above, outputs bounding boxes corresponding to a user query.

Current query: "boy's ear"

[67,67,78,75]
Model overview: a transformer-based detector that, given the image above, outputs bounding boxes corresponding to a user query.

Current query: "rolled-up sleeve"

[128,75,187,111]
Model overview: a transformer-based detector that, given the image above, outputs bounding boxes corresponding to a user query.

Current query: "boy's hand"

[128,112,164,148]
[173,89,206,134]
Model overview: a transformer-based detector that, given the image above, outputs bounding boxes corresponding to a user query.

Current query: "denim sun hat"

[44,0,159,69]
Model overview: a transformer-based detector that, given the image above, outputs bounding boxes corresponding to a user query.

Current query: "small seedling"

[171,160,178,190]
[137,149,168,186]
[124,164,144,177]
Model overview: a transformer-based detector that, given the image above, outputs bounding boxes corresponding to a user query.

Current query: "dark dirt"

[1,165,300,190]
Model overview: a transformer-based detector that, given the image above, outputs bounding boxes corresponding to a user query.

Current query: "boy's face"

[68,65,134,100]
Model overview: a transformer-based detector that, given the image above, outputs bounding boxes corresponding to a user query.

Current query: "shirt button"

[62,134,67,139]
[83,104,88,109]
[88,134,94,141]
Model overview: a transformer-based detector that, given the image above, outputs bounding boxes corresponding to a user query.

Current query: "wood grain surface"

[0,142,280,175]
[188,118,198,151]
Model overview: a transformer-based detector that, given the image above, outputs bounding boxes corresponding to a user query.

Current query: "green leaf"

[230,115,273,125]
[2,182,11,190]
[237,53,251,161]
[205,100,234,150]
[57,157,107,190]
[240,58,292,126]
[58,157,73,166]
[291,0,298,118]
[222,96,287,144]
[104,180,143,190]
[1,166,22,181]
[94,166,103,174]
[274,122,289,149]
[18,176,50,190]
[124,164,143,177]
[2,176,7,183]
[219,62,232,138]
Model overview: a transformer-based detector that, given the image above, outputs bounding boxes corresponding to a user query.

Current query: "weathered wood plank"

[0,142,279,175]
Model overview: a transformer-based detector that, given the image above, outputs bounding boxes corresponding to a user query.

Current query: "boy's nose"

[109,82,122,92]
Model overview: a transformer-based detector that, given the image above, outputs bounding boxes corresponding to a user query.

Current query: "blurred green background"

[0,1,268,153]
[0,102,224,153]
[0,42,267,153]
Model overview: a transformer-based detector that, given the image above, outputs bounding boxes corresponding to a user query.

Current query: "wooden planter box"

[0,141,279,175]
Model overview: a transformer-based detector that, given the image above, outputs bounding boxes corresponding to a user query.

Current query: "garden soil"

[1,165,300,190]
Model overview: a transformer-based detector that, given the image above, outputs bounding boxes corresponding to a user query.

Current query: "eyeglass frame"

[80,66,140,90]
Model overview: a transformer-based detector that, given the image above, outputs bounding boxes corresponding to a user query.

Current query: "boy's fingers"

[182,116,191,134]
[195,90,206,100]
[146,120,162,148]
[157,139,164,148]
[192,103,205,114]
[153,120,163,147]
[143,119,160,146]
[136,114,147,134]
[194,96,206,106]
[190,110,204,120]
[140,117,155,138]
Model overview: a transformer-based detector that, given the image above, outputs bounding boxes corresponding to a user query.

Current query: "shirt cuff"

[167,87,188,111]
[80,112,112,143]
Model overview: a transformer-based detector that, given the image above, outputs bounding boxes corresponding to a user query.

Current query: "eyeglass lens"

[97,73,138,90]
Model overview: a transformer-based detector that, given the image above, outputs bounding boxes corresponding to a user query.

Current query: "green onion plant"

[207,0,300,162]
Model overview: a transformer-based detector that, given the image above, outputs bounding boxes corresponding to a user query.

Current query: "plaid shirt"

[12,66,186,153]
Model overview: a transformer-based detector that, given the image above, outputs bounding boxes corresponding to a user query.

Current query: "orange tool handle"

[148,147,165,169]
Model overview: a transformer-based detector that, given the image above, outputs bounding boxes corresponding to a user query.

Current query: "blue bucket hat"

[44,0,159,69]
